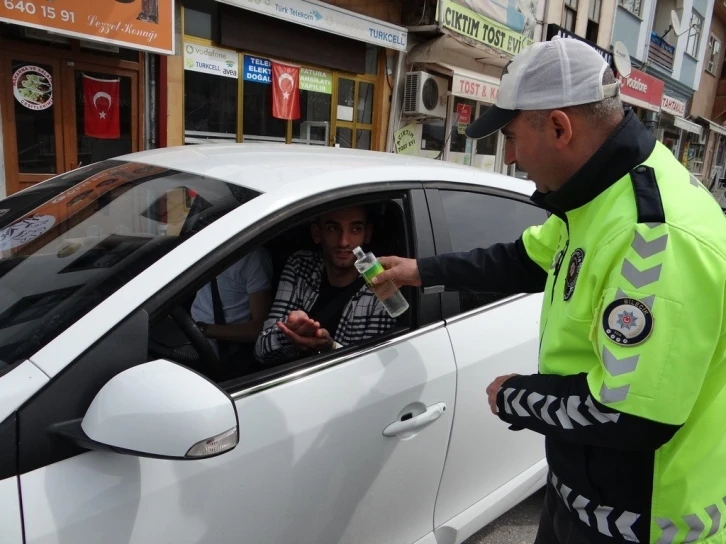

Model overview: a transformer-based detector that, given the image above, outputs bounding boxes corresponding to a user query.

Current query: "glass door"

[63,63,139,169]
[1,54,66,195]
[334,76,375,149]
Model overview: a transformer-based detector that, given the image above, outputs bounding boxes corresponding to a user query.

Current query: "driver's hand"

[278,323,332,352]
[282,310,320,338]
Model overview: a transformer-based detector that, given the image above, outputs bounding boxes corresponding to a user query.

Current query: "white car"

[0,145,548,544]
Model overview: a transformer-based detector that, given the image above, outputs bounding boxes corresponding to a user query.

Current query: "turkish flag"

[83,75,120,139]
[271,62,301,120]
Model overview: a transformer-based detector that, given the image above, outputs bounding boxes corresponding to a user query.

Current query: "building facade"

[390,0,545,175]
[611,0,719,175]
[0,1,174,198]
[689,0,726,200]
[168,0,407,153]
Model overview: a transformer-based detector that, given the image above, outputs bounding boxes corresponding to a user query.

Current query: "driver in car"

[254,205,396,364]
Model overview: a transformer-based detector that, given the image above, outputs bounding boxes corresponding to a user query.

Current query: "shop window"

[562,0,578,33]
[449,97,477,166]
[11,60,57,175]
[421,119,446,157]
[686,12,704,58]
[707,35,721,75]
[243,80,287,143]
[292,88,332,146]
[183,1,217,40]
[185,70,238,144]
[474,106,499,171]
[618,0,642,17]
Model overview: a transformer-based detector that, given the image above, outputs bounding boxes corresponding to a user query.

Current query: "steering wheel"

[169,306,223,374]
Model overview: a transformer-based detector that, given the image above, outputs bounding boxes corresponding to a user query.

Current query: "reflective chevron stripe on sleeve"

[550,471,640,542]
[654,498,726,543]
[600,225,668,404]
[500,387,619,428]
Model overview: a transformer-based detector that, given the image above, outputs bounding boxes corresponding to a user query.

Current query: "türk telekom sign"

[661,95,686,117]
[617,67,665,112]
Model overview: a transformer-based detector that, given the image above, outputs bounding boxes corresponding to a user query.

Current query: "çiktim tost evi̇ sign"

[0,0,174,54]
[437,0,533,56]
[617,68,664,113]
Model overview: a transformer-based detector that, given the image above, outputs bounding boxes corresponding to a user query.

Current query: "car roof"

[117,144,536,197]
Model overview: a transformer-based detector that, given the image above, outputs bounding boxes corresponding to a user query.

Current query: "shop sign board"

[452,73,499,104]
[661,95,686,118]
[394,124,418,155]
[185,43,239,79]
[216,0,407,51]
[0,0,175,54]
[617,68,664,113]
[437,0,533,56]
[244,55,272,84]
[244,55,332,94]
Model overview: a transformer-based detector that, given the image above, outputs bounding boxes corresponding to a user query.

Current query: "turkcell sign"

[244,55,272,84]
[215,0,408,51]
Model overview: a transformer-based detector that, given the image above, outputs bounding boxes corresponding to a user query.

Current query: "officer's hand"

[372,256,422,287]
[486,374,519,415]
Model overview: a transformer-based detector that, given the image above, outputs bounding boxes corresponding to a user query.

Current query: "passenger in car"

[254,205,396,364]
[192,247,273,363]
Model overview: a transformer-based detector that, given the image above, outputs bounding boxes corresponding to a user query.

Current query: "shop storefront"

[0,1,174,197]
[658,95,688,155]
[616,67,665,133]
[179,0,407,150]
[398,0,536,172]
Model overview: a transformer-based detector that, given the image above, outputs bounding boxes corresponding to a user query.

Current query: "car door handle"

[383,402,447,438]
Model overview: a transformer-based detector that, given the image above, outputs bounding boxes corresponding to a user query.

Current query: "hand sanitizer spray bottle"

[353,246,409,318]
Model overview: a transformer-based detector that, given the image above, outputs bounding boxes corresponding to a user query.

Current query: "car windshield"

[0,160,259,372]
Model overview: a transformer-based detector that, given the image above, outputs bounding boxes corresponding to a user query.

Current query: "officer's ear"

[549,110,573,150]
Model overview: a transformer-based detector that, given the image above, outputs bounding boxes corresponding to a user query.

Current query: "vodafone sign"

[617,68,664,112]
[661,95,686,117]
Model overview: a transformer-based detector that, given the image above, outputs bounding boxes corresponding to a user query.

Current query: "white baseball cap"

[465,37,621,139]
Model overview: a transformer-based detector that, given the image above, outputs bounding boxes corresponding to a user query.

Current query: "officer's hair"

[527,67,624,130]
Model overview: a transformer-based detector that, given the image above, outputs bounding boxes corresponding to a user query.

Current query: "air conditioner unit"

[403,71,448,119]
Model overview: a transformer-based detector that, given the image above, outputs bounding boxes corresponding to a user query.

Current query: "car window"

[439,189,548,313]
[0,160,259,372]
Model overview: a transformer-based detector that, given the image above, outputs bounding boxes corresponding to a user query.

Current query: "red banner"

[271,62,301,120]
[83,75,120,139]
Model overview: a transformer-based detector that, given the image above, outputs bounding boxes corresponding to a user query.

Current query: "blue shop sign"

[244,55,272,84]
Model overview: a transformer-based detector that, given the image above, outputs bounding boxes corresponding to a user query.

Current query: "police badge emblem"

[602,297,654,346]
[563,248,585,301]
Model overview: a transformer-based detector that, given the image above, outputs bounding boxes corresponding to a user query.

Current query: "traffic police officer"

[374,37,726,543]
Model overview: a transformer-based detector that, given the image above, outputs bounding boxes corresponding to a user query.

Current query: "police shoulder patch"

[563,248,585,301]
[602,297,653,346]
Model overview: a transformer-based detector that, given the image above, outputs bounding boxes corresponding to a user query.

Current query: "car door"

[0,412,22,544]
[429,187,549,530]
[17,188,458,544]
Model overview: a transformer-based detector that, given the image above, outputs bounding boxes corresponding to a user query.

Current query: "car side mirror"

[51,360,239,460]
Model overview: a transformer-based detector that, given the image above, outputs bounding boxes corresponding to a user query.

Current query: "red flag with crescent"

[271,62,301,120]
[83,75,120,139]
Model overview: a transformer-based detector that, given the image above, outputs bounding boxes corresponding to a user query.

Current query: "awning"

[406,32,510,68]
[674,117,703,136]
[708,120,726,137]
[436,63,500,104]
